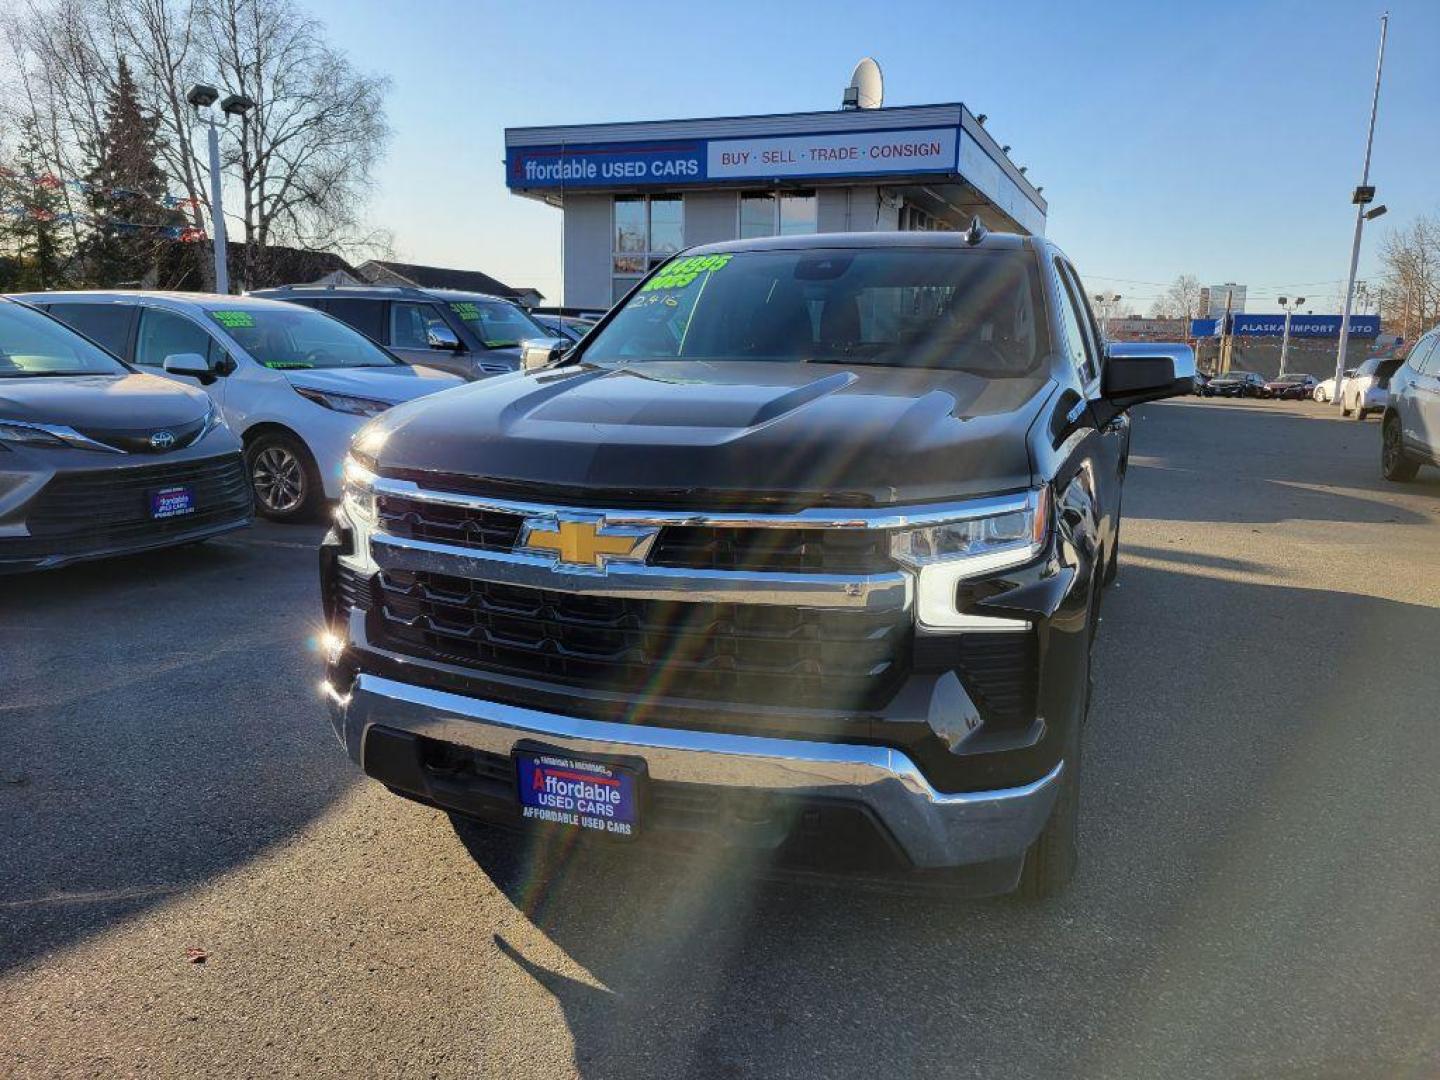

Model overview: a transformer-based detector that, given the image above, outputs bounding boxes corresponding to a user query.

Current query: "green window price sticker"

[639,254,732,293]
[449,302,482,321]
[210,310,256,329]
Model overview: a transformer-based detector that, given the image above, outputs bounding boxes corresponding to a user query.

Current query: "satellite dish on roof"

[843,57,884,110]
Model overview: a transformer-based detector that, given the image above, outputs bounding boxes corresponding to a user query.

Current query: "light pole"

[1092,293,1121,338]
[1277,295,1305,376]
[1332,11,1389,407]
[187,84,255,295]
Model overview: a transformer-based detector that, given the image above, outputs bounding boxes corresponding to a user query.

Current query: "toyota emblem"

[149,430,176,450]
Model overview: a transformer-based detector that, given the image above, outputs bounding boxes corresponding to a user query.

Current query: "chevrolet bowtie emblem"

[519,516,658,572]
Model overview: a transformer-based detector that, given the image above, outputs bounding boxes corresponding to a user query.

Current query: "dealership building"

[504,103,1047,310]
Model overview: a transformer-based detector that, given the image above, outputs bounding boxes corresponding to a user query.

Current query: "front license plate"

[514,750,640,838]
[150,485,195,519]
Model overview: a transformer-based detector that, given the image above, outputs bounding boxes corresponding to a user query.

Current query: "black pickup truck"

[320,229,1193,898]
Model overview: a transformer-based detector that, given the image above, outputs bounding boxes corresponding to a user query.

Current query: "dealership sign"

[507,127,959,189]
[1190,314,1381,338]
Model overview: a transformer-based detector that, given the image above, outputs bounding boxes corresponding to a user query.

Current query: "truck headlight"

[341,454,377,523]
[890,488,1049,631]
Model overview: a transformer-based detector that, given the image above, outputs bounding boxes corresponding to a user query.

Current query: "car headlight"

[0,419,73,448]
[890,488,1050,631]
[341,454,377,523]
[294,386,391,417]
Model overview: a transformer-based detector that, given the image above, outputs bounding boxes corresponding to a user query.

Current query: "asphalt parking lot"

[3,397,1439,1079]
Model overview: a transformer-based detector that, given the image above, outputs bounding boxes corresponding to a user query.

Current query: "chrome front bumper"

[327,672,1063,870]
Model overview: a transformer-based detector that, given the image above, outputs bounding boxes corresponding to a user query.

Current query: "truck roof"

[684,230,1035,256]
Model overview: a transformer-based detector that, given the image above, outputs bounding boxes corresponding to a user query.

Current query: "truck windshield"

[582,247,1051,377]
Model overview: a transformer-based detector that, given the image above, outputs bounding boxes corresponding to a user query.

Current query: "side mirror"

[519,336,573,373]
[1098,342,1195,421]
[426,324,463,351]
[163,352,214,381]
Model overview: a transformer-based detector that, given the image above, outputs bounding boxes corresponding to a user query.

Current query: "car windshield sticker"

[639,253,732,293]
[209,310,255,329]
[449,302,482,321]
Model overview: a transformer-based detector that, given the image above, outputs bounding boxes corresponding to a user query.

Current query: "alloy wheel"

[1383,421,1401,470]
[252,446,306,513]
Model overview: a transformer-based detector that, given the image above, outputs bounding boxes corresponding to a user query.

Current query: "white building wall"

[683,191,737,246]
[561,194,611,310]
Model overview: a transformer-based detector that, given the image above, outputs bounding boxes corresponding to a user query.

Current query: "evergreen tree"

[0,117,69,290]
[78,58,182,286]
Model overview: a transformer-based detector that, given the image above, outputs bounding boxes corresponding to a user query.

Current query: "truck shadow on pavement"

[451,556,1440,1080]
[0,528,351,976]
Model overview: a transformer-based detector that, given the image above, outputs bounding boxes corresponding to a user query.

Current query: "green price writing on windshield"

[450,302,482,321]
[210,310,256,329]
[639,254,732,293]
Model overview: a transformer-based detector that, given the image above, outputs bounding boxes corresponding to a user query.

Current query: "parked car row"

[1196,357,1406,422]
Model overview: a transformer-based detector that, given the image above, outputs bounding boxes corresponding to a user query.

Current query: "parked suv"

[251,285,552,381]
[320,231,1194,898]
[20,292,462,520]
[1380,326,1440,480]
[1341,354,1403,419]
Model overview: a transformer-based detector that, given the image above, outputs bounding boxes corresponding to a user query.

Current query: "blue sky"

[306,0,1436,313]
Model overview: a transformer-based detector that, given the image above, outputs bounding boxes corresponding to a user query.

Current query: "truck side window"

[1053,261,1098,386]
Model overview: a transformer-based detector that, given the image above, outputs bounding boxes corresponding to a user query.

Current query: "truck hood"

[0,372,209,428]
[283,364,461,405]
[369,360,1049,507]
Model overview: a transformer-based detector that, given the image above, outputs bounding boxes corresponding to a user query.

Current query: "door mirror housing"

[1097,342,1195,421]
[519,336,573,373]
[162,352,215,382]
[426,323,463,351]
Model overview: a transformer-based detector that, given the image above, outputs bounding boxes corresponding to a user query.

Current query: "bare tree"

[1,0,390,290]
[203,0,390,288]
[1377,214,1440,343]
[1148,274,1203,320]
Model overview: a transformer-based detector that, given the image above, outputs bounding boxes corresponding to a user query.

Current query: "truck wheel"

[1381,416,1419,481]
[246,431,322,522]
[1016,740,1080,901]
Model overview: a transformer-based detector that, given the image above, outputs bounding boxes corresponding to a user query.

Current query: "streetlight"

[187,83,255,294]
[1277,295,1306,376]
[1332,12,1389,408]
[1093,293,1121,338]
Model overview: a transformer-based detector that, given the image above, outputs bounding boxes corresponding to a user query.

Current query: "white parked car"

[1340,355,1404,419]
[1312,368,1355,403]
[18,292,464,520]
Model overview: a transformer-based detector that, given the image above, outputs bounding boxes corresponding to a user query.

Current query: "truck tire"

[246,431,322,522]
[1382,415,1419,481]
[1016,738,1080,901]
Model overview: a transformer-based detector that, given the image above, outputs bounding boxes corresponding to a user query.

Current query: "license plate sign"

[150,485,195,519]
[514,751,639,838]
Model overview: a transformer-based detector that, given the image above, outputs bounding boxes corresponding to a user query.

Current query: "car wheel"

[246,431,321,522]
[1381,415,1420,481]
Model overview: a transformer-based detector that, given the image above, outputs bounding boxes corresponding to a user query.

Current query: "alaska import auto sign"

[506,126,958,189]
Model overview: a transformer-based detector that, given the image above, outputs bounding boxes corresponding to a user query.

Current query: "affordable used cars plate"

[149,485,196,519]
[514,750,640,838]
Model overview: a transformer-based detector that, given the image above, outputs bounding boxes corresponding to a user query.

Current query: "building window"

[612,195,684,301]
[738,191,817,239]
